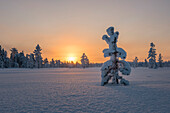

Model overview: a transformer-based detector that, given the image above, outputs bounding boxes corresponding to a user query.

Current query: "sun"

[67,56,76,62]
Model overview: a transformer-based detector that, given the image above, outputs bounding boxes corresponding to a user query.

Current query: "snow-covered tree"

[28,53,35,68]
[101,26,131,86]
[4,52,10,68]
[81,53,89,68]
[158,53,163,67]
[147,42,157,69]
[43,58,49,68]
[144,59,148,67]
[55,60,61,67]
[25,54,29,68]
[50,59,55,68]
[33,44,42,68]
[76,61,81,68]
[133,57,138,68]
[0,46,4,68]
[0,45,10,68]
[18,51,27,68]
[10,48,19,68]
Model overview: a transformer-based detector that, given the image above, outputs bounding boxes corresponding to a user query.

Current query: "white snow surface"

[0,68,170,113]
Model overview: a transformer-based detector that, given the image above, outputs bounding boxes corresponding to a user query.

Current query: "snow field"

[0,67,170,113]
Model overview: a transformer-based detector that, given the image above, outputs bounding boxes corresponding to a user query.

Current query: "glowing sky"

[0,0,170,63]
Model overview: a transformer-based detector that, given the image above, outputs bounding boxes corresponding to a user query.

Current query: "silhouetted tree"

[158,53,163,67]
[50,58,55,67]
[10,48,19,68]
[133,57,138,68]
[34,44,42,68]
[81,53,89,68]
[147,42,157,69]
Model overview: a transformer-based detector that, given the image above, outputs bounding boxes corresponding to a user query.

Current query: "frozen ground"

[0,67,170,113]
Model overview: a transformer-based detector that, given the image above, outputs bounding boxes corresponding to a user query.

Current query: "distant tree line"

[130,42,170,68]
[0,44,102,69]
[1,42,169,69]
[129,60,170,68]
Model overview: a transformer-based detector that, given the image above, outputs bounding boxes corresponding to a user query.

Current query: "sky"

[0,0,170,63]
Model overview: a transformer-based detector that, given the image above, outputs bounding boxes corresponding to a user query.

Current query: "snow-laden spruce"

[158,53,163,67]
[50,59,55,67]
[34,44,43,68]
[81,53,89,68]
[0,45,10,68]
[144,59,148,67]
[10,48,19,68]
[147,42,157,69]
[101,26,131,86]
[133,57,138,68]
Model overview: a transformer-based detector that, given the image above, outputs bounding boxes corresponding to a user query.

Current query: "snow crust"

[0,68,170,113]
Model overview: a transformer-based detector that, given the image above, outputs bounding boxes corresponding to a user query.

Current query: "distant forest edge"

[0,44,101,68]
[0,44,170,68]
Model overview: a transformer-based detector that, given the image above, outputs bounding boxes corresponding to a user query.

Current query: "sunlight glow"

[67,56,76,62]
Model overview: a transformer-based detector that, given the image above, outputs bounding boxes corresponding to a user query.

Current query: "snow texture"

[0,68,170,113]
[119,60,131,75]
[103,48,126,59]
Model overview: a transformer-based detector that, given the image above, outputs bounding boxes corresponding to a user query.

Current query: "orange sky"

[0,0,170,63]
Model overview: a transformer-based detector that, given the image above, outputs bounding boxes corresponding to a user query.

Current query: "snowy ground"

[0,67,170,113]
